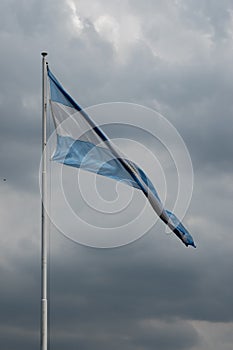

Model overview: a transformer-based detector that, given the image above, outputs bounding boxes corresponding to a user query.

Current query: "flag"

[47,67,196,248]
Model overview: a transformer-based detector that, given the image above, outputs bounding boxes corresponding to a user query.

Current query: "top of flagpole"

[41,51,48,57]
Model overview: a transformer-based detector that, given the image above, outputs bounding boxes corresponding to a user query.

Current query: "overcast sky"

[0,0,233,349]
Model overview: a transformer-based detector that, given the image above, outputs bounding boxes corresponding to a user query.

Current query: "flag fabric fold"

[48,67,196,248]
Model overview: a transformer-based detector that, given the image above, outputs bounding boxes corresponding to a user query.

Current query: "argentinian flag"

[48,67,196,248]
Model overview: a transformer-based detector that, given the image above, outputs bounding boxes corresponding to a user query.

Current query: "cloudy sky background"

[0,0,233,349]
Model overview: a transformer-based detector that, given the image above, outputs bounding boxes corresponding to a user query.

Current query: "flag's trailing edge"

[47,67,196,248]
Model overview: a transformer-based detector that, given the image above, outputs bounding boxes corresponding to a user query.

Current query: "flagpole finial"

[41,51,48,57]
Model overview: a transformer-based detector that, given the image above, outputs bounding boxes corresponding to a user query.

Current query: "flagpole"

[41,51,48,350]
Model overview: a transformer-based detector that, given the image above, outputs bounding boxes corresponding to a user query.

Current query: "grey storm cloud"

[0,0,233,350]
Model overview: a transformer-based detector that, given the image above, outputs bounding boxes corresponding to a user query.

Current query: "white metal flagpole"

[41,51,48,350]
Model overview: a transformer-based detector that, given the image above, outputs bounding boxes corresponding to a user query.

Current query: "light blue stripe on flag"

[53,135,161,200]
